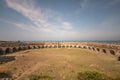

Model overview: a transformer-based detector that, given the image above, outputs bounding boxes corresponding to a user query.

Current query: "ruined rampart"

[0,41,120,56]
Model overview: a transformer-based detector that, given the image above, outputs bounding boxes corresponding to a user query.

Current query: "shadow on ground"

[0,56,15,64]
[0,72,12,78]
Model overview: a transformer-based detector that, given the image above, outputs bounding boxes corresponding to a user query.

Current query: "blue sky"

[0,0,120,41]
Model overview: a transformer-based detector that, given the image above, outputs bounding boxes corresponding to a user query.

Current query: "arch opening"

[12,47,17,52]
[88,47,91,50]
[66,45,69,48]
[28,46,31,49]
[38,46,40,48]
[5,48,12,53]
[110,50,115,55]
[33,46,36,49]
[0,48,4,55]
[54,45,56,48]
[18,47,23,51]
[102,49,106,53]
[83,46,87,49]
[74,45,76,48]
[92,47,95,51]
[23,47,27,50]
[96,48,100,52]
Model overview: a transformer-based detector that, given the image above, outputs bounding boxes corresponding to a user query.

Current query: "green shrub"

[77,71,112,80]
[113,78,120,80]
[29,74,53,80]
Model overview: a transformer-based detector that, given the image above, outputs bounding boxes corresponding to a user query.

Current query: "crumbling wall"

[0,41,120,56]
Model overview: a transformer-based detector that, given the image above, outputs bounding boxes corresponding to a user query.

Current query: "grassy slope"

[0,48,120,80]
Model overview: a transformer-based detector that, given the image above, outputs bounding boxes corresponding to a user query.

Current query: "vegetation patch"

[77,71,112,80]
[24,51,30,53]
[29,74,53,80]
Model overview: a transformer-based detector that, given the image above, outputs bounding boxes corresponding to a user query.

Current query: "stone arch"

[38,46,40,48]
[66,45,69,48]
[5,48,12,53]
[46,45,49,48]
[86,46,89,49]
[28,46,32,49]
[12,47,18,52]
[109,50,115,55]
[33,46,36,49]
[70,45,72,48]
[44,45,47,48]
[0,48,4,55]
[96,48,100,52]
[59,45,62,48]
[79,45,81,48]
[88,47,91,50]
[23,46,27,50]
[83,46,87,49]
[82,45,85,48]
[74,45,76,48]
[116,50,120,55]
[92,47,95,51]
[48,45,51,48]
[102,49,107,53]
[55,45,57,48]
[40,45,43,48]
[54,45,57,48]
[52,45,55,48]
[50,45,52,48]
[118,56,120,61]
[65,45,67,48]
[35,46,38,48]
[46,45,48,48]
[76,45,80,48]
[63,45,65,48]
[72,45,75,48]
[18,47,23,51]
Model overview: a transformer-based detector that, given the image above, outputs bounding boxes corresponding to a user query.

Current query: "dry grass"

[0,48,120,80]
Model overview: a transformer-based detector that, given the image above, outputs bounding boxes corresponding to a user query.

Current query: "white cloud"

[5,0,67,34]
[5,0,50,28]
[4,0,74,33]
[4,0,79,41]
[62,22,72,30]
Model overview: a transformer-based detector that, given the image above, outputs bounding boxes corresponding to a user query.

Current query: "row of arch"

[0,45,41,55]
[0,45,119,56]
[87,46,118,55]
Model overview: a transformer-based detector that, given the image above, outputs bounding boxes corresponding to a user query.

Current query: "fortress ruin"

[0,41,120,56]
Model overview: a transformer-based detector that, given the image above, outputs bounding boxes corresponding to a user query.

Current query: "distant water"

[20,40,120,43]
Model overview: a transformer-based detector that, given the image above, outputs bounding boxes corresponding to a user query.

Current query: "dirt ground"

[0,48,120,80]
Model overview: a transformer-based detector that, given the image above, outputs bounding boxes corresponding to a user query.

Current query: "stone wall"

[0,41,120,56]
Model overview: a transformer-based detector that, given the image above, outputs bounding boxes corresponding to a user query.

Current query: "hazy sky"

[0,0,120,41]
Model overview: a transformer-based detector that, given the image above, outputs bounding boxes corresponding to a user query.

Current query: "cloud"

[5,0,50,28]
[5,0,74,32]
[3,0,78,40]
[5,0,65,33]
[62,22,72,30]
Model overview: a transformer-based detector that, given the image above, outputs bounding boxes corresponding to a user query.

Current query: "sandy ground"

[0,48,120,80]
